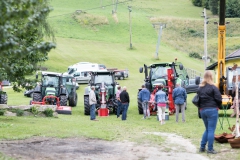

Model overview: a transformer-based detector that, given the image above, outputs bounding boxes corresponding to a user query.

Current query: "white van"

[65,62,107,84]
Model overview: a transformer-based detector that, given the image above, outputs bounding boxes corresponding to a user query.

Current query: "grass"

[1,0,240,159]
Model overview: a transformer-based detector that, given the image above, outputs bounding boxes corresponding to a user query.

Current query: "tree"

[226,0,240,18]
[192,0,203,7]
[209,0,219,15]
[202,0,210,9]
[0,0,55,91]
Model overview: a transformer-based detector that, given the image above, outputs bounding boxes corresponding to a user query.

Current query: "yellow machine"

[216,0,232,107]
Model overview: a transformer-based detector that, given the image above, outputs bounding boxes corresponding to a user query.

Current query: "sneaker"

[199,148,205,152]
[207,150,217,154]
[141,117,146,120]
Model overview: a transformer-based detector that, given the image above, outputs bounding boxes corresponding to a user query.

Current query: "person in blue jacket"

[154,84,168,125]
[139,84,151,119]
[172,82,187,123]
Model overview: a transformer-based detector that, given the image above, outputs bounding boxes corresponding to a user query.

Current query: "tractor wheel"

[60,95,67,106]
[138,98,143,114]
[69,92,78,107]
[33,93,42,102]
[0,94,8,104]
[84,95,90,115]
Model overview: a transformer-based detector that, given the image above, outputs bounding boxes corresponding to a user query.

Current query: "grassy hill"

[2,1,240,159]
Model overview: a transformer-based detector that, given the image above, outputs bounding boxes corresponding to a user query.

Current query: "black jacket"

[120,90,130,103]
[198,83,222,109]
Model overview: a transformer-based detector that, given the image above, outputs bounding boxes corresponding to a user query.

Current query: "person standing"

[198,71,222,154]
[89,86,98,121]
[139,84,151,119]
[120,86,130,121]
[154,84,168,125]
[116,86,122,118]
[172,82,187,123]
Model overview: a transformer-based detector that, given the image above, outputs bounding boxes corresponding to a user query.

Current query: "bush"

[189,52,202,59]
[192,0,202,7]
[30,106,39,116]
[43,108,54,117]
[0,109,5,116]
[11,108,24,116]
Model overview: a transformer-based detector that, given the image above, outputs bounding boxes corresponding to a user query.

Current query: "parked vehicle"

[1,80,11,86]
[138,60,200,115]
[83,71,119,115]
[107,68,129,80]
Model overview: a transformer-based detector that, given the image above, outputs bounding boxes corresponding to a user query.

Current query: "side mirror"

[139,67,143,73]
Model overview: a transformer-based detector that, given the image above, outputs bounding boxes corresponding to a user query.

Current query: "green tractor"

[0,82,8,104]
[84,71,118,115]
[32,71,78,107]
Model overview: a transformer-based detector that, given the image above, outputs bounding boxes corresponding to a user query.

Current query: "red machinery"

[138,60,193,115]
[31,95,72,115]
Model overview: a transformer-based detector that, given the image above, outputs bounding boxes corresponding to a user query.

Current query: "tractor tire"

[69,92,78,107]
[33,93,42,102]
[138,98,143,114]
[60,95,68,106]
[84,95,90,115]
[0,94,8,104]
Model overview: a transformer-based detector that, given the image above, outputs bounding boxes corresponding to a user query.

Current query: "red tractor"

[138,60,198,115]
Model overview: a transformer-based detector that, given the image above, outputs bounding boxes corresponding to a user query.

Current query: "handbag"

[192,94,200,107]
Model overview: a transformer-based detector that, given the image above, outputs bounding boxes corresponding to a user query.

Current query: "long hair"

[199,70,214,87]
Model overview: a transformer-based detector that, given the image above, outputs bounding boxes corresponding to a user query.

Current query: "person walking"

[198,71,222,154]
[172,82,187,123]
[120,86,130,121]
[139,84,151,119]
[89,86,98,121]
[154,84,168,125]
[116,86,122,118]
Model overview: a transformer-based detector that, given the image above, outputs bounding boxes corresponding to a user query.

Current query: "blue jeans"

[90,104,96,120]
[200,108,218,151]
[117,100,122,117]
[121,103,129,120]
[142,101,149,119]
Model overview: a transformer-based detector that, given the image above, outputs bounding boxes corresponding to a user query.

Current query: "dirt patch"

[0,132,209,160]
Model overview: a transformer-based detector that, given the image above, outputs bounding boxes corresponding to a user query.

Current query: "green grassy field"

[1,0,240,159]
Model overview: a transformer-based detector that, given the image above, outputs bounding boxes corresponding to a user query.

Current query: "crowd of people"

[88,71,235,154]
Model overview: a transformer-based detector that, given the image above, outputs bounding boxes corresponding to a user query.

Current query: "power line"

[48,0,132,18]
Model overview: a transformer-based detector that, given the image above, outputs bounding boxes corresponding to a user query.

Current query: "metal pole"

[129,6,132,49]
[115,0,118,13]
[155,25,163,59]
[203,8,208,70]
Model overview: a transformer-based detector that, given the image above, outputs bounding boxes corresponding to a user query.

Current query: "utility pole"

[115,0,118,13]
[153,23,166,59]
[128,6,132,49]
[202,8,209,70]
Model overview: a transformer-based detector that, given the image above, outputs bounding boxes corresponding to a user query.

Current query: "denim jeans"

[117,100,122,117]
[200,108,218,151]
[90,104,96,120]
[142,101,149,119]
[121,103,129,120]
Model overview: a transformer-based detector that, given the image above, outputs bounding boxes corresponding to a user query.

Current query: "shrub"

[11,108,24,116]
[0,109,5,116]
[189,52,202,59]
[30,106,39,116]
[43,108,54,117]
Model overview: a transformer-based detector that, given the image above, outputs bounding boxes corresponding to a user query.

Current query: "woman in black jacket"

[198,71,222,154]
